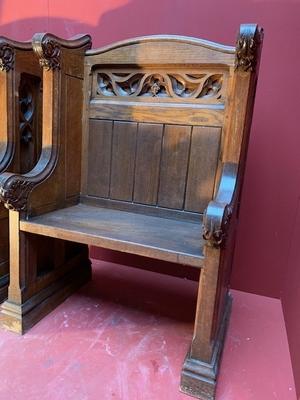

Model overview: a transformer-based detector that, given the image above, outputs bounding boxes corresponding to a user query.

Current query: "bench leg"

[180,247,232,400]
[0,211,92,334]
[0,213,9,303]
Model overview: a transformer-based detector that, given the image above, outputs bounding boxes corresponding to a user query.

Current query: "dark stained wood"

[0,33,92,333]
[81,195,200,223]
[20,204,204,267]
[0,26,264,400]
[134,123,163,205]
[158,124,191,209]
[19,72,42,174]
[110,121,137,201]
[87,119,113,197]
[0,38,43,303]
[185,126,221,213]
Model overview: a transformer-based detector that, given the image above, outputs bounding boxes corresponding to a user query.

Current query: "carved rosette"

[203,204,233,248]
[0,178,34,211]
[0,43,14,71]
[235,24,263,72]
[38,39,61,70]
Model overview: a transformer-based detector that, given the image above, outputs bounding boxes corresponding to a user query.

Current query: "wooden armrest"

[0,149,53,211]
[203,162,238,247]
[0,172,34,211]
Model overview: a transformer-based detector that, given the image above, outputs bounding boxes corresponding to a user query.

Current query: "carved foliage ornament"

[0,178,34,211]
[97,72,223,101]
[235,26,263,72]
[39,39,61,70]
[203,204,233,248]
[0,43,14,72]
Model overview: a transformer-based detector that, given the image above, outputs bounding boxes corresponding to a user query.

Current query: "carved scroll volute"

[0,43,14,72]
[235,24,264,73]
[0,174,35,212]
[203,204,233,248]
[32,34,61,71]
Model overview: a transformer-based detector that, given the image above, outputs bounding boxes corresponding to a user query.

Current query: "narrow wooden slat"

[87,119,113,197]
[158,125,191,209]
[110,121,137,201]
[65,76,82,198]
[134,123,163,205]
[185,126,221,212]
[89,101,224,126]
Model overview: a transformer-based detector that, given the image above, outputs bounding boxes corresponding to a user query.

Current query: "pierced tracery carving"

[18,73,42,174]
[0,43,14,71]
[19,77,35,144]
[96,72,223,101]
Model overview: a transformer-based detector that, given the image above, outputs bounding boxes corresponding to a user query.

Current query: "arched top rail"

[86,34,235,56]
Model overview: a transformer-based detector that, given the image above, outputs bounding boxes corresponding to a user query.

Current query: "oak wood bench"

[0,37,43,302]
[0,25,263,400]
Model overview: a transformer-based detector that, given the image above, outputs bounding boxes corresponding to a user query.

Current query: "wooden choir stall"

[0,25,263,400]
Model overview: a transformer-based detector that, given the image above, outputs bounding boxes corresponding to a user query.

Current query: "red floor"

[0,260,296,400]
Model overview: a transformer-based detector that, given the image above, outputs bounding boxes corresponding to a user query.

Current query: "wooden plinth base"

[0,260,91,334]
[180,293,232,400]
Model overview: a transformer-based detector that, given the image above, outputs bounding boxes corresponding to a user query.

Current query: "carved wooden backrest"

[81,34,249,218]
[85,68,224,215]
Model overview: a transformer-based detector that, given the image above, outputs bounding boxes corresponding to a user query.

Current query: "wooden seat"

[20,204,204,266]
[0,25,263,400]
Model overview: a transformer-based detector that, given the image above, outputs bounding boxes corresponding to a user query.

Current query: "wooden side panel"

[158,125,191,209]
[134,123,163,205]
[185,127,221,213]
[65,76,83,198]
[110,121,137,201]
[87,120,113,197]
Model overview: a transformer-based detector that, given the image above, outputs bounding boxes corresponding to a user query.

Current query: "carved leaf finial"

[0,43,14,72]
[40,39,60,70]
[34,37,61,70]
[235,24,263,72]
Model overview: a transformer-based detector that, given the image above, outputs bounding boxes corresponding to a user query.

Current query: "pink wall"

[0,0,299,395]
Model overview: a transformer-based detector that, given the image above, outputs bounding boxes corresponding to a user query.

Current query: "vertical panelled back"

[86,121,221,214]
[82,36,236,217]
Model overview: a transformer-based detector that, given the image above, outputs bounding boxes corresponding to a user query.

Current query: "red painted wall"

[0,0,299,395]
[281,199,300,398]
